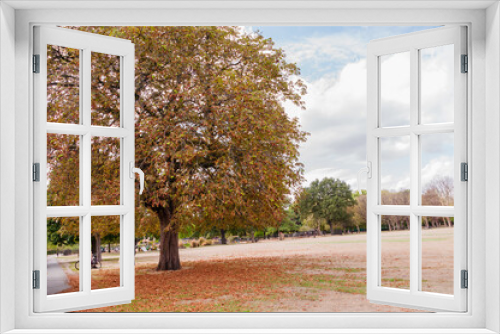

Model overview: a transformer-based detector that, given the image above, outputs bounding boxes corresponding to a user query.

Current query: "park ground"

[52,228,453,312]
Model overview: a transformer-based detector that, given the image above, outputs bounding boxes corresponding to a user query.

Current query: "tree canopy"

[298,178,355,234]
[47,26,308,270]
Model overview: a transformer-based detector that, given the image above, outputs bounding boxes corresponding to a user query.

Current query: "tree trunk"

[91,234,102,262]
[157,208,181,271]
[134,237,141,255]
[220,229,227,245]
[108,243,111,253]
[329,222,334,235]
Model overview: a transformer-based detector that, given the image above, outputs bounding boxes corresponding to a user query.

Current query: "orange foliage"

[70,256,369,312]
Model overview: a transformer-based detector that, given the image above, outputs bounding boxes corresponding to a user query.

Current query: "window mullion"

[78,47,84,293]
[81,47,92,294]
[410,47,420,294]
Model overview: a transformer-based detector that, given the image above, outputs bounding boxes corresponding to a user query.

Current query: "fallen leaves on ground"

[66,255,412,313]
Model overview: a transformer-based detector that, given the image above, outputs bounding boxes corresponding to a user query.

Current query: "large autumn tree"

[46,46,125,262]
[48,26,307,271]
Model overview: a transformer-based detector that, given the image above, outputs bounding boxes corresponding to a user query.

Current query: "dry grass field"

[55,227,453,312]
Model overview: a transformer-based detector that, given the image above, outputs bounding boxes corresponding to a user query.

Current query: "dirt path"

[136,233,370,264]
[47,256,71,295]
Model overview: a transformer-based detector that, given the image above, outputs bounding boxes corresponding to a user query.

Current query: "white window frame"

[0,1,499,333]
[33,26,136,313]
[366,26,467,312]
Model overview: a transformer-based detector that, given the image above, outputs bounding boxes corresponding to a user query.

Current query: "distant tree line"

[130,174,453,242]
[295,175,454,234]
[48,174,455,256]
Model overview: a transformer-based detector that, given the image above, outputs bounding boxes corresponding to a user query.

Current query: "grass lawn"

[58,228,452,313]
[78,256,372,312]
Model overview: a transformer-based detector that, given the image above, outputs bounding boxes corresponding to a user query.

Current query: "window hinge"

[33,270,40,289]
[461,270,468,289]
[461,162,468,181]
[33,163,40,182]
[461,54,468,73]
[33,54,40,73]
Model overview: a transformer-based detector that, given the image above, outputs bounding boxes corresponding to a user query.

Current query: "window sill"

[3,329,498,334]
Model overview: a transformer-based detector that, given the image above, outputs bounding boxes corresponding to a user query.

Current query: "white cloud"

[421,44,454,124]
[238,26,262,40]
[281,29,455,192]
[285,59,367,190]
[380,174,410,192]
[282,33,366,68]
[421,156,454,189]
[304,168,359,187]
[380,52,411,127]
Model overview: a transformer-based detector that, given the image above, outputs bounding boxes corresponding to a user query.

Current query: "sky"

[248,26,454,193]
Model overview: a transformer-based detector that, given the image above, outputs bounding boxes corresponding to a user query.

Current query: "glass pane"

[381,215,410,289]
[380,136,410,205]
[47,134,80,206]
[91,216,121,290]
[421,133,454,206]
[47,217,80,295]
[421,216,454,294]
[380,52,410,127]
[91,137,120,205]
[420,45,454,124]
[91,52,121,127]
[47,45,80,124]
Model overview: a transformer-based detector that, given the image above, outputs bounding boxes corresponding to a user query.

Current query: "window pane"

[91,216,121,290]
[421,133,454,206]
[91,52,121,127]
[421,216,454,294]
[380,136,410,205]
[47,217,80,295]
[380,52,410,127]
[47,134,80,206]
[420,45,454,124]
[47,45,80,124]
[91,137,120,205]
[380,215,410,289]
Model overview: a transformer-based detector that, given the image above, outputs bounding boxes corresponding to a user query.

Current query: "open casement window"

[366,26,467,312]
[33,26,137,312]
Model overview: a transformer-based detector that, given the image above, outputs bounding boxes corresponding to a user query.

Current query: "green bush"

[47,243,79,251]
[254,231,264,238]
[265,227,277,237]
[299,225,313,232]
